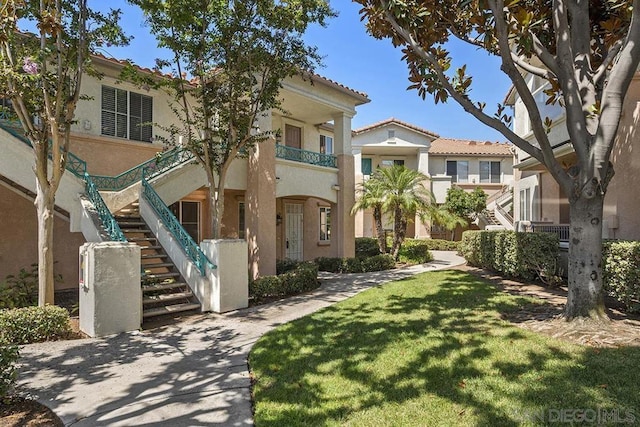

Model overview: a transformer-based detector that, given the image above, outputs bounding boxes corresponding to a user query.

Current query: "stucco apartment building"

[508,73,640,241]
[0,54,369,301]
[351,118,515,239]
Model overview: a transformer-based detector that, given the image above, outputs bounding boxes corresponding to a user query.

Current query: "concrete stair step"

[145,271,180,280]
[142,262,174,269]
[142,281,188,292]
[121,228,151,233]
[129,237,157,242]
[141,253,168,259]
[143,303,200,319]
[143,291,193,305]
[140,245,163,251]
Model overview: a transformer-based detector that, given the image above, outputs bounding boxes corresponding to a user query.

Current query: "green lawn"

[249,270,640,426]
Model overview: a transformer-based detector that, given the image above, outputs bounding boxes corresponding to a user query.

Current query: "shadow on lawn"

[250,270,640,426]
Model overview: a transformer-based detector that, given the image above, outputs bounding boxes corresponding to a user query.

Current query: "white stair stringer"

[0,125,85,232]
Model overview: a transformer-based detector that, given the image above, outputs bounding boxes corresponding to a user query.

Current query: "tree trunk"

[36,184,55,306]
[391,207,406,260]
[373,206,386,253]
[565,193,608,320]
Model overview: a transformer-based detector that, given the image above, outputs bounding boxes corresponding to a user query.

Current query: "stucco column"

[416,147,431,238]
[333,112,355,257]
[353,148,362,175]
[247,137,277,278]
[417,147,429,175]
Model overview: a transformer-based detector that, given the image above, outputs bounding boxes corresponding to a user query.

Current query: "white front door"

[285,203,304,261]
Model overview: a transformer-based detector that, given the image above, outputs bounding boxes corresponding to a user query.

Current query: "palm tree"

[352,177,387,253]
[376,165,435,259]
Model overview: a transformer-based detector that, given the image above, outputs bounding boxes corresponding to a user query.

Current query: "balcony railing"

[275,144,337,168]
[527,223,570,242]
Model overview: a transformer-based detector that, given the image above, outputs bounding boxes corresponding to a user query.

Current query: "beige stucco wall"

[0,184,85,291]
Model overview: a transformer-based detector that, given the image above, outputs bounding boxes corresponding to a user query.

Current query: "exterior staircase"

[484,209,501,226]
[114,202,200,320]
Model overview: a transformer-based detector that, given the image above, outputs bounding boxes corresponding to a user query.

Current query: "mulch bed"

[0,396,63,427]
[456,264,640,348]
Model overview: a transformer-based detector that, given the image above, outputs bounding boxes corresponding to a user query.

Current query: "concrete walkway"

[17,251,465,426]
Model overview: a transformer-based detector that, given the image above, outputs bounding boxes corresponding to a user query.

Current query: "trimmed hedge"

[460,230,559,281]
[250,262,319,302]
[603,240,640,313]
[0,340,19,399]
[276,258,302,275]
[0,305,71,345]
[419,239,461,251]
[314,254,396,274]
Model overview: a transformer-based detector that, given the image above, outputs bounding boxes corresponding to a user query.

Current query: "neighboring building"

[507,73,640,241]
[351,118,514,239]
[0,53,369,305]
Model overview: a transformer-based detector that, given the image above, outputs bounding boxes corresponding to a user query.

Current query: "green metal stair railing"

[90,147,194,191]
[141,176,215,275]
[275,144,337,168]
[85,173,127,242]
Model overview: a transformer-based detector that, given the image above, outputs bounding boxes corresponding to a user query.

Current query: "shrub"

[276,258,301,275]
[250,262,319,302]
[0,305,71,345]
[460,230,558,281]
[355,237,381,257]
[603,240,640,313]
[421,239,461,251]
[397,239,434,265]
[361,254,396,272]
[0,339,19,400]
[341,257,364,273]
[0,265,38,309]
[314,257,344,273]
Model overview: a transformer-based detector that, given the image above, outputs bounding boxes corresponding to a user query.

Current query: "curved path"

[17,251,465,426]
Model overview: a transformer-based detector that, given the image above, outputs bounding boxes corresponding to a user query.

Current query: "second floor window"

[446,160,468,183]
[320,135,333,154]
[102,85,153,142]
[480,161,501,183]
[381,159,405,167]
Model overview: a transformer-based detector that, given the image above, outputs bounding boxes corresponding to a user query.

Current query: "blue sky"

[93,1,511,141]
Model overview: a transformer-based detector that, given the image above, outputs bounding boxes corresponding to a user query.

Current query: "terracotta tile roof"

[354,117,439,138]
[308,72,369,102]
[429,138,513,156]
[92,54,368,101]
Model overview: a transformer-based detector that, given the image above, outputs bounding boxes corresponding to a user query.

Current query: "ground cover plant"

[250,270,640,426]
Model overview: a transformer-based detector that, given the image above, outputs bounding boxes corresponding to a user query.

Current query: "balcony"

[275,144,337,168]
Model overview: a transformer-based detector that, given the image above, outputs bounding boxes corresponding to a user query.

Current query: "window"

[480,161,501,183]
[284,124,302,149]
[388,130,395,138]
[101,85,153,142]
[319,207,331,241]
[169,200,200,242]
[361,158,372,176]
[446,160,468,183]
[520,188,531,221]
[381,159,405,167]
[523,76,564,134]
[238,202,246,239]
[320,135,333,154]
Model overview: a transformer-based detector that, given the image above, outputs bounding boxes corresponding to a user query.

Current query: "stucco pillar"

[79,242,141,337]
[247,137,277,278]
[333,112,353,155]
[417,147,429,175]
[353,149,362,176]
[201,239,248,312]
[333,112,355,257]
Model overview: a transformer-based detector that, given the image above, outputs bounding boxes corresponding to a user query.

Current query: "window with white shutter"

[101,85,153,142]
